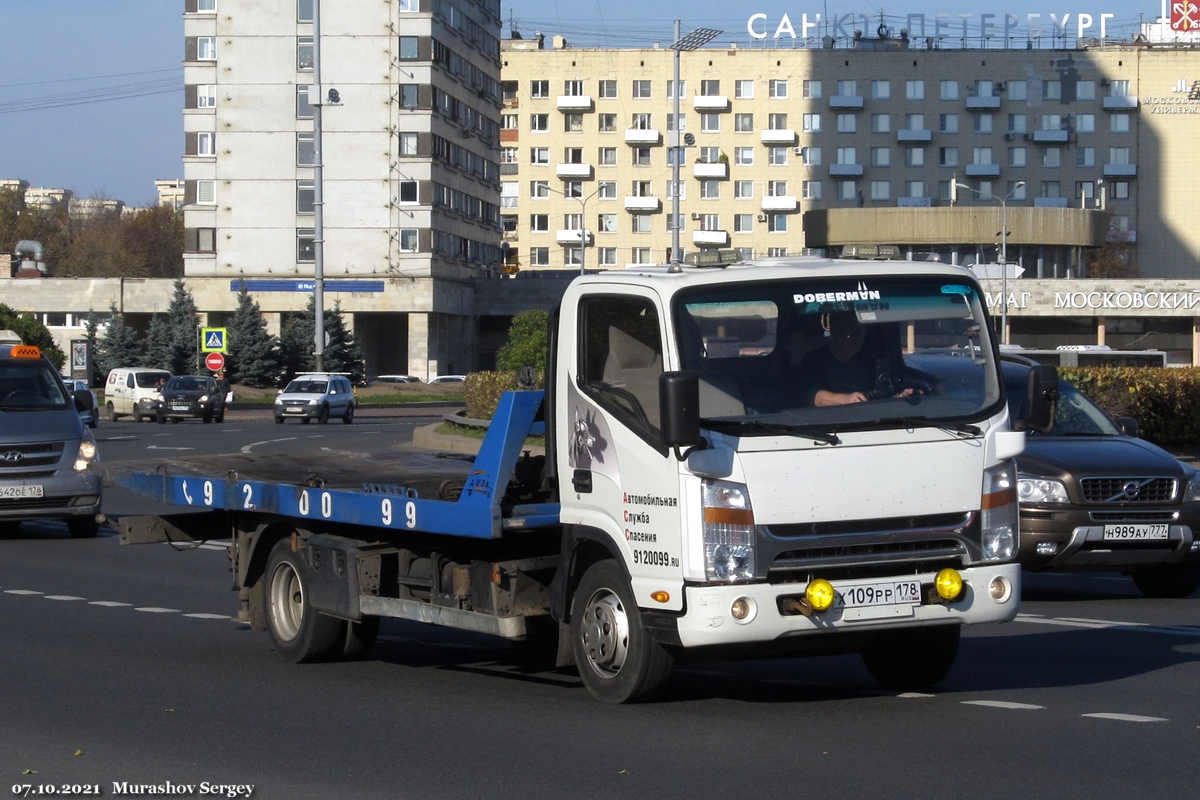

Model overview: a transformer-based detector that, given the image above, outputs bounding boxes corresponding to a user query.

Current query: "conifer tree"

[322,300,366,383]
[141,314,174,371]
[94,302,141,376]
[227,283,281,387]
[165,278,200,375]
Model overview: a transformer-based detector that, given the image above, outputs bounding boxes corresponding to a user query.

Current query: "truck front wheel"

[571,560,673,704]
[264,539,344,663]
[860,625,961,691]
[1131,564,1200,598]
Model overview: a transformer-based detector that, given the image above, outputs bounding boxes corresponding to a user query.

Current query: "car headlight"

[981,460,1018,562]
[308,398,319,405]
[274,397,283,405]
[1184,476,1200,503]
[1017,475,1070,504]
[701,479,756,582]
[199,394,210,403]
[74,431,99,472]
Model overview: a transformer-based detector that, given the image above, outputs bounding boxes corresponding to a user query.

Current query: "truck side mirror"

[1023,365,1059,434]
[660,371,701,454]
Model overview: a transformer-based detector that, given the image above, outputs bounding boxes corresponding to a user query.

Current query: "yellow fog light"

[935,568,964,601]
[805,579,835,612]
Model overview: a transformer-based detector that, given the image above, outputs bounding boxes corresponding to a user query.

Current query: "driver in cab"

[798,312,917,406]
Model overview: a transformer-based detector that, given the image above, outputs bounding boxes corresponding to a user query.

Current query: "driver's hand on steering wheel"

[814,389,869,406]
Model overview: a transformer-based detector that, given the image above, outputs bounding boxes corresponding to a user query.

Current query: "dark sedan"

[155,375,226,424]
[1004,360,1200,597]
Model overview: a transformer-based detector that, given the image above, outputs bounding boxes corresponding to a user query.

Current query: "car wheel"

[274,416,284,425]
[317,404,330,424]
[107,403,118,422]
[571,560,674,704]
[170,417,180,424]
[264,538,344,663]
[157,412,166,424]
[67,518,100,539]
[342,403,354,424]
[1131,564,1200,598]
[861,625,961,691]
[133,410,142,423]
[301,417,311,425]
[88,416,97,429]
[203,413,212,424]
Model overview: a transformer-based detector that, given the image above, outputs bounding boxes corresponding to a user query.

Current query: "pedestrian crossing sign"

[201,327,227,353]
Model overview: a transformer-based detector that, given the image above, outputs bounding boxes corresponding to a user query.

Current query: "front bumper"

[157,398,216,418]
[0,470,102,523]
[1019,507,1200,570]
[277,403,320,419]
[672,564,1020,648]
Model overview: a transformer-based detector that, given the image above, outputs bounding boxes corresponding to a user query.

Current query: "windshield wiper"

[703,418,841,445]
[857,416,982,437]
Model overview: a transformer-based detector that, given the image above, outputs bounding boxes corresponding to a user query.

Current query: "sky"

[0,0,1157,207]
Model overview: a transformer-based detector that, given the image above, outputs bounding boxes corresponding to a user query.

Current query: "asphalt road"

[1,413,1198,798]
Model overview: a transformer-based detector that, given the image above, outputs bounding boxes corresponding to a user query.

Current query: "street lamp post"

[669,23,722,267]
[547,184,601,274]
[954,180,1025,345]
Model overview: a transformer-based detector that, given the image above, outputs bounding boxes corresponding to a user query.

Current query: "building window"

[397,229,419,252]
[768,214,788,233]
[598,247,618,266]
[733,214,754,233]
[735,79,754,99]
[973,147,993,165]
[296,133,314,165]
[870,181,890,201]
[1110,181,1130,200]
[564,80,584,96]
[500,147,519,165]
[905,113,925,130]
[297,228,315,262]
[1076,181,1097,201]
[802,180,822,200]
[197,84,216,108]
[397,0,417,11]
[766,113,786,131]
[905,147,924,167]
[530,80,549,98]
[1077,114,1095,133]
[871,80,890,99]
[598,113,616,132]
[632,147,651,166]
[906,80,924,100]
[768,146,788,166]
[667,181,686,200]
[802,80,821,99]
[1041,113,1064,131]
[529,247,549,266]
[529,214,549,232]
[905,180,926,198]
[632,80,652,99]
[767,180,788,197]
[667,113,686,133]
[837,114,856,133]
[297,180,314,214]
[631,113,651,130]
[563,181,583,198]
[700,113,720,133]
[501,183,518,207]
[1042,147,1061,168]
[197,180,216,204]
[734,180,753,199]
[1109,146,1131,165]
[1110,114,1131,133]
[398,36,419,60]
[802,113,821,133]
[195,132,214,156]
[1076,147,1095,167]
[836,79,858,97]
[769,79,789,99]
[1041,181,1062,198]
[501,114,518,131]
[196,228,216,253]
[599,147,617,166]
[398,84,418,109]
[1008,81,1027,101]
[1044,80,1062,100]
[871,113,890,133]
[631,214,651,233]
[197,36,216,61]
[734,147,754,166]
[297,37,313,70]
[939,147,958,167]
[667,80,686,100]
[1007,181,1026,201]
[1007,113,1027,133]
[297,0,312,21]
[598,181,617,199]
[836,147,857,165]
[530,114,549,131]
[530,147,549,165]
[1008,147,1026,167]
[871,147,890,167]
[597,213,617,233]
[975,114,993,134]
[396,180,418,203]
[398,133,417,156]
[1077,80,1096,101]
[564,113,583,133]
[631,180,652,197]
[940,80,959,100]
[631,248,652,264]
[598,79,617,98]
[529,180,549,199]
[801,146,821,166]
[940,114,958,133]
[700,79,720,96]
[701,180,720,199]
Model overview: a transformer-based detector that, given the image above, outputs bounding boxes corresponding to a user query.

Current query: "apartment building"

[499,33,1198,286]
[180,0,502,376]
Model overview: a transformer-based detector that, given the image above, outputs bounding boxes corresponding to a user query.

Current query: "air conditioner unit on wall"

[690,212,701,220]
[794,146,803,155]
[757,214,767,222]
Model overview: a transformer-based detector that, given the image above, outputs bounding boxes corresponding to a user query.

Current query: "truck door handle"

[572,469,592,493]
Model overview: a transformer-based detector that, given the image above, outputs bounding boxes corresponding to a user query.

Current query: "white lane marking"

[43,595,85,601]
[135,607,181,613]
[1083,713,1169,723]
[4,589,42,595]
[199,544,226,551]
[1015,614,1200,637]
[1057,616,1150,627]
[184,613,233,620]
[147,445,195,451]
[962,700,1045,710]
[8,589,231,619]
[897,692,936,698]
[240,437,297,453]
[89,601,132,607]
[101,435,138,441]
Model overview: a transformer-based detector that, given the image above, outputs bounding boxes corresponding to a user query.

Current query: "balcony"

[897,128,932,143]
[966,95,1001,110]
[1103,163,1137,177]
[760,129,797,145]
[829,163,864,177]
[556,163,594,179]
[692,229,730,246]
[897,197,932,207]
[1033,197,1069,208]
[692,95,730,112]
[693,161,729,179]
[624,128,661,145]
[965,163,1000,178]
[830,95,864,109]
[556,95,593,111]
[624,195,660,212]
[556,229,594,245]
[761,195,798,212]
[1103,95,1139,110]
[1030,129,1070,143]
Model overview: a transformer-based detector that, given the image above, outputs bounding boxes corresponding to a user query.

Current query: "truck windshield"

[0,360,72,411]
[673,275,1003,432]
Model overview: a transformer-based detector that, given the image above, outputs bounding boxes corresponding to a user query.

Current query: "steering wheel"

[868,376,936,400]
[2,390,43,405]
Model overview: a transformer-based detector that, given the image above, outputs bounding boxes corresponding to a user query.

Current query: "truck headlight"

[74,431,99,472]
[701,479,756,582]
[1018,475,1069,504]
[981,460,1018,562]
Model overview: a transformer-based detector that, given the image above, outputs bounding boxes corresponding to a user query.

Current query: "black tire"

[571,560,673,704]
[274,416,285,424]
[157,412,166,424]
[342,616,380,659]
[170,417,180,424]
[67,518,100,539]
[264,539,344,663]
[342,403,354,424]
[107,403,118,422]
[133,409,143,423]
[861,625,961,691]
[202,413,212,424]
[216,409,225,423]
[1131,564,1200,598]
[317,404,330,424]
[88,415,98,429]
[301,417,311,425]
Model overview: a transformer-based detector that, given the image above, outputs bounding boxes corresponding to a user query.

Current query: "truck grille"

[1080,477,1176,504]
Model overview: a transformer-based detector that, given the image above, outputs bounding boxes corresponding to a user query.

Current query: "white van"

[104,368,172,422]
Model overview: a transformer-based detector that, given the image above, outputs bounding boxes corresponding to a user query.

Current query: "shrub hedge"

[1060,367,1200,447]
[463,371,518,419]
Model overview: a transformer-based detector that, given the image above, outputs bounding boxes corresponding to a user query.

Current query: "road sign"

[205,352,225,372]
[201,327,227,353]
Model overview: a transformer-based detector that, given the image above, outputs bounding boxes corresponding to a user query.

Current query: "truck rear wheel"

[1131,564,1200,598]
[571,560,673,704]
[264,539,344,662]
[861,625,960,691]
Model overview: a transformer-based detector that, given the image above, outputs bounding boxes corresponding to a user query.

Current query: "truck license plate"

[0,485,43,499]
[835,579,922,609]
[1104,524,1168,541]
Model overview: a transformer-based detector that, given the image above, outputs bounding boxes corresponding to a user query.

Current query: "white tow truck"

[107,256,1056,703]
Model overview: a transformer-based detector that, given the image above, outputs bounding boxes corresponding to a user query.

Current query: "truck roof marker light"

[651,591,670,603]
[805,578,835,612]
[935,568,964,601]
[10,345,41,359]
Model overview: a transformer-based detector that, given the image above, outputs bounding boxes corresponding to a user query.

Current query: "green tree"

[496,309,549,373]
[141,314,174,370]
[227,284,281,388]
[83,311,103,387]
[277,296,365,383]
[278,302,316,384]
[94,303,142,376]
[0,304,65,370]
[165,279,200,375]
[322,300,365,383]
[122,205,184,278]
